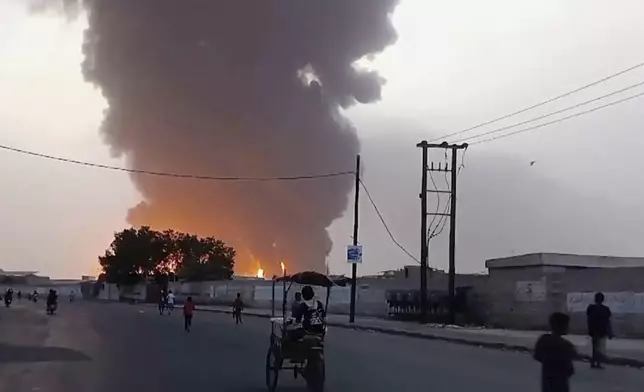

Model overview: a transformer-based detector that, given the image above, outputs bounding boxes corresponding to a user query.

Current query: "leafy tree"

[175,234,235,281]
[99,226,235,284]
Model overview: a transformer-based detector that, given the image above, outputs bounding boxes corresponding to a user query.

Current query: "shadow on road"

[0,343,91,363]
[232,388,305,392]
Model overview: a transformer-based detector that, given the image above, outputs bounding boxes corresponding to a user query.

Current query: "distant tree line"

[99,226,235,285]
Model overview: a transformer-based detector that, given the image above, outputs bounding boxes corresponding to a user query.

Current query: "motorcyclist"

[4,289,13,306]
[47,289,58,312]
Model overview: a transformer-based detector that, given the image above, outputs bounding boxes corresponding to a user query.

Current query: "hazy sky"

[1,0,643,278]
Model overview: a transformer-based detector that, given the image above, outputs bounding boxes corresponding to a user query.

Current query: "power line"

[358,179,420,264]
[451,80,644,144]
[0,143,354,181]
[427,170,442,235]
[428,195,450,240]
[429,61,644,143]
[428,148,466,241]
[471,90,644,145]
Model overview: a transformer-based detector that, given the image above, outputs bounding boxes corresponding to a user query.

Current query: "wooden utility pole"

[349,155,360,323]
[419,146,429,323]
[417,141,468,325]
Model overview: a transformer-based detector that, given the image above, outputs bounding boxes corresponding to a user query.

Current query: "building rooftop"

[0,269,40,277]
[485,253,644,270]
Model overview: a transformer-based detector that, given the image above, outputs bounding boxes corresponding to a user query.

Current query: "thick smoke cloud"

[42,0,399,274]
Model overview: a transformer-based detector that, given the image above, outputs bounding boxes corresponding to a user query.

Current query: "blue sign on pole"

[347,245,363,264]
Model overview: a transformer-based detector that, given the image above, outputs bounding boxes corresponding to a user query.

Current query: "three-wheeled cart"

[265,271,348,392]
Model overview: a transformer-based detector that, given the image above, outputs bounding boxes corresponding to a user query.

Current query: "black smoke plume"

[38,1,399,274]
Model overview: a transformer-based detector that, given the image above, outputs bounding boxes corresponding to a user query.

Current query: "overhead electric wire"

[428,61,644,143]
[470,90,644,145]
[451,80,644,144]
[0,143,354,181]
[429,196,450,240]
[427,169,442,235]
[427,147,466,242]
[359,179,420,264]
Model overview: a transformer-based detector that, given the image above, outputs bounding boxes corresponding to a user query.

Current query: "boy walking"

[233,293,244,325]
[183,296,195,332]
[586,292,613,369]
[534,312,577,392]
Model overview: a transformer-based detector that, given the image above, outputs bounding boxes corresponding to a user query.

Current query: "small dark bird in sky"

[530,161,537,166]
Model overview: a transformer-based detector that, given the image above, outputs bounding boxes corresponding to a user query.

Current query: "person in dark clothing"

[295,285,326,335]
[586,292,613,369]
[4,289,13,306]
[158,290,167,315]
[534,312,577,392]
[291,292,303,319]
[233,293,244,324]
[46,289,58,314]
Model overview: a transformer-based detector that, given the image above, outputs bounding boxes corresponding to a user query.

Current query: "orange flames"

[256,268,265,279]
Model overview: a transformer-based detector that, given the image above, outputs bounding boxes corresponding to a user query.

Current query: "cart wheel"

[265,346,281,391]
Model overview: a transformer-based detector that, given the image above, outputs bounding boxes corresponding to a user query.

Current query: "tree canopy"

[98,227,235,285]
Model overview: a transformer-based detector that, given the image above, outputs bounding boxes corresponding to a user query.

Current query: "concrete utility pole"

[416,141,468,325]
[349,155,360,323]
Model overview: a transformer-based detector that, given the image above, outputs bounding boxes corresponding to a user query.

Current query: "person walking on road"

[534,312,577,392]
[166,290,176,315]
[586,292,613,369]
[158,290,167,315]
[183,296,195,332]
[233,293,244,325]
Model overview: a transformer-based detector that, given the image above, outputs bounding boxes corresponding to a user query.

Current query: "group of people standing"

[534,292,613,392]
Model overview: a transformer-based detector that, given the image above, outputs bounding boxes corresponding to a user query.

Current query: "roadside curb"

[195,306,644,368]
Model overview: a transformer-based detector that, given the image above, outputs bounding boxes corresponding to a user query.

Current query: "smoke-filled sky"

[1,0,644,278]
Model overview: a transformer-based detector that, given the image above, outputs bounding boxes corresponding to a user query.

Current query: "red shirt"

[183,301,195,316]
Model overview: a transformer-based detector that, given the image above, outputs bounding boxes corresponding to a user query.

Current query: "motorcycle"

[46,302,57,315]
[4,297,11,308]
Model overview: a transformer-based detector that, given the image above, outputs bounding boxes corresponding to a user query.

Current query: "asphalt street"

[0,300,642,392]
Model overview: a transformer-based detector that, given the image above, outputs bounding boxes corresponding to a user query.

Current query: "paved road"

[1,301,642,392]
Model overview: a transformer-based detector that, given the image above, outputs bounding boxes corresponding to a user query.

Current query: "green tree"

[175,234,235,281]
[99,227,235,284]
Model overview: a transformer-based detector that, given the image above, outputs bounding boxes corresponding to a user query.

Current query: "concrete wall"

[561,268,644,337]
[162,280,388,317]
[482,265,644,337]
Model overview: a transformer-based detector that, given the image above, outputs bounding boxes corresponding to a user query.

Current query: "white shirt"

[167,293,175,305]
